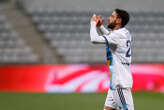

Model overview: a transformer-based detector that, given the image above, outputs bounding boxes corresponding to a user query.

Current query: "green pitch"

[0,92,164,110]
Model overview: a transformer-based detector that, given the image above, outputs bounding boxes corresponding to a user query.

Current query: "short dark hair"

[115,8,130,27]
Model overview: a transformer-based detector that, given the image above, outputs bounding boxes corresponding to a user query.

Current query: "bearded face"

[107,19,117,29]
[107,11,119,30]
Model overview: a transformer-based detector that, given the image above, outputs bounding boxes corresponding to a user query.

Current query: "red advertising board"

[0,64,164,93]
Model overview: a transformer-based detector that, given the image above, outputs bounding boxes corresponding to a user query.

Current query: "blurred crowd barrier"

[0,64,164,93]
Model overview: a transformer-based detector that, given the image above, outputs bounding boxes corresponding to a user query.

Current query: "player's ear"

[116,18,122,25]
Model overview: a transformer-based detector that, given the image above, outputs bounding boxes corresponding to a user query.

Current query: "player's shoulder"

[115,27,130,34]
[114,27,131,39]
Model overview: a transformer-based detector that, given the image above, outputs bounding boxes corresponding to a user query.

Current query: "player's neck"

[112,25,122,31]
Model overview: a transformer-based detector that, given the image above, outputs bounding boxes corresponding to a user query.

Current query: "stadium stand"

[27,9,107,63]
[0,14,38,64]
[1,0,164,64]
[27,8,164,63]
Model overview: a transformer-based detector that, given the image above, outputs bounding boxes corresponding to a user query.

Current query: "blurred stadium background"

[0,0,164,110]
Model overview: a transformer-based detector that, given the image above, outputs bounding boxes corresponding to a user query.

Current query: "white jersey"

[90,21,133,89]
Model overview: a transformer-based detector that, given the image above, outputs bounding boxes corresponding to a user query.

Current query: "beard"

[107,22,116,29]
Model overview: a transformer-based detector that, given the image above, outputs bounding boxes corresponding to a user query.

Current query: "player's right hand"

[91,14,99,23]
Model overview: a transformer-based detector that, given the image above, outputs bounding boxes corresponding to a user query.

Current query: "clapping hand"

[91,14,105,27]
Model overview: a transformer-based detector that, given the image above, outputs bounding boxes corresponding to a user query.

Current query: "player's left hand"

[96,17,104,27]
[91,14,104,27]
